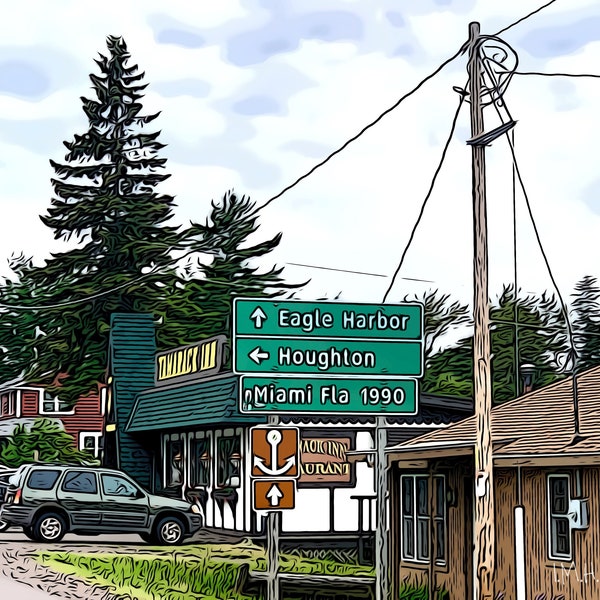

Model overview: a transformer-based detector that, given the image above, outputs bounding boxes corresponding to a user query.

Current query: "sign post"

[235,299,424,600]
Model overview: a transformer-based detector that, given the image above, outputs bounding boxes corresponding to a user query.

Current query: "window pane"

[435,520,445,561]
[417,477,428,516]
[551,478,568,514]
[417,518,430,560]
[28,470,60,490]
[402,517,414,559]
[402,478,413,516]
[435,478,445,516]
[553,517,570,556]
[62,471,97,494]
[217,437,241,487]
[190,439,210,487]
[166,440,183,487]
[102,474,138,497]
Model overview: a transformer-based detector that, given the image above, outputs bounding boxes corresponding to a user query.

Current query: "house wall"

[392,463,600,600]
[521,466,600,600]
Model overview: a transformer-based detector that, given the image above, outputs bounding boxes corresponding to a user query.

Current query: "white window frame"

[400,474,447,566]
[39,391,74,415]
[79,432,102,458]
[547,474,572,561]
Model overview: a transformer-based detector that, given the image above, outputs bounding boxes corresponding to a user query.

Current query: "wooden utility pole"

[468,21,495,600]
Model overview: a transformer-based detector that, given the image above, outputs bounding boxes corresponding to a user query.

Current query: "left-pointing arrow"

[266,483,283,507]
[249,346,270,364]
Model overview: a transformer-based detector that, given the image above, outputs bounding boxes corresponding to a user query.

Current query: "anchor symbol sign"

[251,427,299,479]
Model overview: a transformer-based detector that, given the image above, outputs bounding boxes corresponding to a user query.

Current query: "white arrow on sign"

[250,306,267,329]
[266,483,284,507]
[249,346,270,364]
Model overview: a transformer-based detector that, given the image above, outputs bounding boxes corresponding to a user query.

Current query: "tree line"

[0,36,599,408]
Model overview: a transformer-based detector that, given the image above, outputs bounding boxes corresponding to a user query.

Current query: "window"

[217,436,241,488]
[548,475,571,560]
[101,474,140,498]
[79,432,102,458]
[165,439,184,488]
[41,392,72,415]
[401,474,447,564]
[62,470,98,494]
[27,470,60,490]
[190,438,210,487]
[1,391,17,417]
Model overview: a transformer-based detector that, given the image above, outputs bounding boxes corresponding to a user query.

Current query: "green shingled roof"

[126,374,263,432]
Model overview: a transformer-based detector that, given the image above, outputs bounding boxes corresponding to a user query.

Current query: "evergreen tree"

[3,36,182,402]
[423,285,568,403]
[160,191,303,356]
[571,275,600,370]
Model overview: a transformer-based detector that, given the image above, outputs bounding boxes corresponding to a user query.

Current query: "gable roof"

[388,365,600,465]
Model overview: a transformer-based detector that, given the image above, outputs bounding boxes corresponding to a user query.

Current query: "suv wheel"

[0,520,9,533]
[152,516,185,545]
[33,513,67,543]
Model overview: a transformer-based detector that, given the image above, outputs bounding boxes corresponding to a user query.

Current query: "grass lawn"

[37,540,375,600]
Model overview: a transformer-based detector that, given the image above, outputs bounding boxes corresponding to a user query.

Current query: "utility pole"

[468,21,495,600]
[375,416,388,600]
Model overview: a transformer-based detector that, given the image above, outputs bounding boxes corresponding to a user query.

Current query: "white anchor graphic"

[253,429,296,476]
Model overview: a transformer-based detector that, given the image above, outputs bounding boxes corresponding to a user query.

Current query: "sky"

[0,0,598,310]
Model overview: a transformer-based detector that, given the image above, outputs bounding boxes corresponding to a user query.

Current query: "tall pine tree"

[571,275,600,370]
[160,191,303,355]
[8,36,182,402]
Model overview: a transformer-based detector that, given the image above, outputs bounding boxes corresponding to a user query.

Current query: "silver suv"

[0,464,202,544]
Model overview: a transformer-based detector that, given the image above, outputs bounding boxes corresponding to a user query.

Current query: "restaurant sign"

[155,335,226,385]
[299,436,354,487]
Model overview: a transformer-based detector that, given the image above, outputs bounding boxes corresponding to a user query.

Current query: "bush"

[0,418,98,468]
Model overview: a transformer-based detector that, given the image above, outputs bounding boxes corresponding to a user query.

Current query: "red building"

[0,378,106,459]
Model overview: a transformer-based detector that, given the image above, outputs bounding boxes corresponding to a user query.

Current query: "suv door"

[56,470,102,528]
[99,472,149,530]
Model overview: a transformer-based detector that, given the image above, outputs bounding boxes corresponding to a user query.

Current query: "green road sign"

[234,299,422,340]
[234,337,423,377]
[240,376,418,415]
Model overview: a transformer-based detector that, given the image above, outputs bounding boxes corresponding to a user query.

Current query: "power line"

[494,0,560,36]
[286,262,387,278]
[516,71,600,79]
[252,45,467,216]
[382,93,466,304]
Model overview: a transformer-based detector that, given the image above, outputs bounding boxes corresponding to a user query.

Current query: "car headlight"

[190,504,201,514]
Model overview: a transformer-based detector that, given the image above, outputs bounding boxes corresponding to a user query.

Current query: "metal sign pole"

[375,416,389,600]
[266,415,280,600]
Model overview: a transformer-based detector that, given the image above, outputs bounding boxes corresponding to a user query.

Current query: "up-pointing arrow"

[250,306,267,329]
[266,483,284,507]
[249,346,270,365]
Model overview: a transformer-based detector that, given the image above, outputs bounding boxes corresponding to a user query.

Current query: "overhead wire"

[0,0,567,313]
[382,92,466,303]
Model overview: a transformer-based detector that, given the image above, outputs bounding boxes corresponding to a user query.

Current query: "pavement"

[0,574,59,599]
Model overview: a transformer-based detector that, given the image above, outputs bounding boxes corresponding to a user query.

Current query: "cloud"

[519,16,600,59]
[153,78,211,98]
[280,139,332,158]
[233,95,280,115]
[582,178,600,215]
[225,8,364,66]
[0,117,70,155]
[148,14,206,48]
[0,46,81,101]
